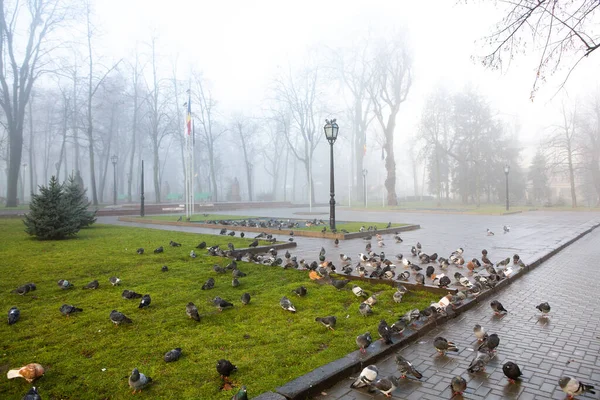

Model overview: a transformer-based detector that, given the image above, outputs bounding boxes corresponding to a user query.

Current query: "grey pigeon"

[196,241,206,249]
[502,361,522,383]
[190,250,196,258]
[164,348,182,362]
[490,300,507,315]
[57,279,74,289]
[478,333,499,353]
[154,246,164,254]
[378,319,393,345]
[395,354,423,379]
[59,304,83,317]
[12,284,34,295]
[138,294,151,309]
[122,290,142,299]
[186,302,201,321]
[330,278,349,289]
[279,296,296,312]
[109,276,121,286]
[558,376,595,397]
[201,277,215,290]
[232,277,240,288]
[170,240,181,247]
[473,324,487,342]
[536,301,551,316]
[433,336,459,355]
[393,289,404,303]
[21,386,41,400]
[396,271,410,281]
[129,368,152,394]
[450,376,467,396]
[8,307,20,325]
[372,375,400,398]
[82,280,99,290]
[240,292,251,305]
[109,310,132,326]
[292,286,307,297]
[356,331,372,354]
[232,268,247,278]
[231,385,248,400]
[216,359,237,380]
[213,265,227,274]
[315,316,336,331]
[136,248,144,255]
[467,351,491,373]
[350,364,378,388]
[359,302,373,317]
[213,296,234,311]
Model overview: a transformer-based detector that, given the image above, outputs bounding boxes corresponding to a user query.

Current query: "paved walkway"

[313,227,600,400]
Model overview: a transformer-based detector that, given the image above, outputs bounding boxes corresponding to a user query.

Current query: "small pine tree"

[64,174,97,228]
[24,176,80,240]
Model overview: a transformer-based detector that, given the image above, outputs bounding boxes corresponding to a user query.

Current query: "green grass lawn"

[0,220,439,399]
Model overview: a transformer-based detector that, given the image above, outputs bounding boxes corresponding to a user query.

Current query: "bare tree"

[478,0,600,98]
[0,0,76,206]
[580,90,600,205]
[261,116,287,199]
[125,49,144,203]
[231,113,257,201]
[367,33,413,206]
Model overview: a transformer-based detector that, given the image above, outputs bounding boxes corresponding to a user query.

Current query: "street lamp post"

[324,119,339,231]
[140,160,145,217]
[362,169,368,208]
[504,164,510,211]
[111,155,118,205]
[21,163,27,203]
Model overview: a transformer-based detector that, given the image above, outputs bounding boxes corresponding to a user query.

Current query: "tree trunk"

[208,145,218,201]
[28,98,34,196]
[567,146,577,207]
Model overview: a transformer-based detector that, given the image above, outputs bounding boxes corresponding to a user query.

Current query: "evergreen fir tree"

[64,174,97,228]
[24,176,80,240]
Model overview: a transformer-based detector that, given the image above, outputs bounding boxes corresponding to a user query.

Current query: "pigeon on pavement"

[536,302,551,316]
[473,324,488,342]
[138,294,151,309]
[356,332,372,354]
[433,336,459,355]
[478,333,500,353]
[315,316,336,330]
[279,296,296,312]
[186,302,201,321]
[59,304,83,317]
[502,361,523,383]
[129,368,152,394]
[450,376,467,396]
[164,348,182,362]
[109,310,132,326]
[490,300,508,315]
[395,354,423,379]
[467,350,491,373]
[558,376,595,398]
[350,364,378,388]
[378,319,393,345]
[8,307,20,325]
[372,375,400,398]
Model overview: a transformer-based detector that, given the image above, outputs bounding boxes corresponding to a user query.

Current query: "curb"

[265,221,600,400]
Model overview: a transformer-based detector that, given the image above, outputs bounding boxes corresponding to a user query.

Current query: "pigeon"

[396,271,410,281]
[213,265,226,274]
[395,354,423,379]
[249,239,258,247]
[213,297,234,311]
[292,286,307,297]
[216,359,237,381]
[170,240,181,247]
[486,228,495,236]
[129,368,152,394]
[315,316,336,330]
[450,376,467,396]
[220,228,227,235]
[8,307,20,325]
[359,302,373,317]
[352,285,368,297]
[330,278,349,289]
[190,250,197,258]
[136,248,144,255]
[558,376,595,398]
[59,304,83,317]
[228,231,235,236]
[467,351,491,373]
[490,300,508,315]
[364,294,378,306]
[433,336,459,355]
[502,361,523,383]
[57,279,73,289]
[6,363,45,383]
[438,275,451,288]
[109,310,132,326]
[378,319,393,345]
[279,296,296,312]
[161,265,169,272]
[154,246,164,254]
[372,375,400,398]
[414,273,425,285]
[164,348,182,362]
[393,289,404,303]
[356,332,372,354]
[536,302,551,316]
[478,333,500,353]
[196,241,207,249]
[122,290,143,299]
[240,232,245,239]
[503,225,510,233]
[232,268,247,278]
[202,277,215,290]
[138,294,151,309]
[186,302,201,321]
[109,276,121,286]
[240,292,251,305]
[232,277,240,287]
[21,386,42,400]
[82,280,99,290]
[473,324,487,342]
[350,364,379,388]
[12,283,35,295]
[231,385,248,400]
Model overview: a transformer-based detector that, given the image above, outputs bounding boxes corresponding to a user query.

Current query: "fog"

[1,0,599,207]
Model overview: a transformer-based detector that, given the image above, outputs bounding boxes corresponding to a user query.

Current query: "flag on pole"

[363,143,367,156]
[186,91,192,136]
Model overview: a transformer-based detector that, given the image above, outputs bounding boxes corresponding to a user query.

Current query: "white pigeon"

[558,376,595,398]
[350,365,379,388]
[279,296,296,312]
[352,285,368,297]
